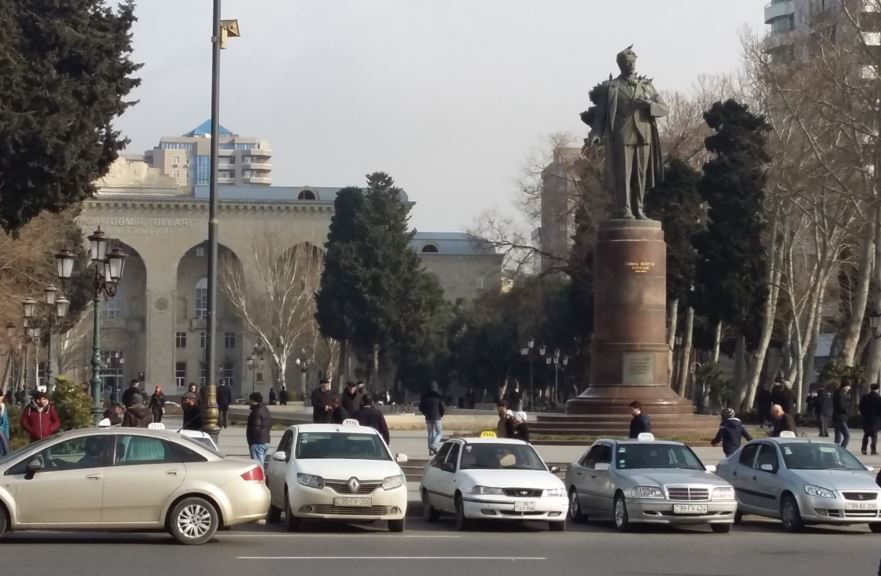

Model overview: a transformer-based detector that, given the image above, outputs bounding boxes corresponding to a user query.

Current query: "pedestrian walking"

[311,378,332,423]
[419,381,446,454]
[149,385,166,424]
[121,378,141,408]
[354,395,390,445]
[495,400,516,438]
[859,383,881,455]
[711,408,753,457]
[0,391,9,441]
[216,380,232,428]
[833,378,852,448]
[122,394,153,428]
[20,391,60,441]
[815,384,833,437]
[771,403,798,437]
[341,381,362,416]
[246,392,272,466]
[268,386,277,406]
[278,384,289,406]
[628,400,652,438]
[181,392,202,430]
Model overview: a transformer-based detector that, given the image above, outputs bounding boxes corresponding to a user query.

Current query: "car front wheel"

[388,519,405,532]
[869,523,881,533]
[613,494,631,532]
[422,489,440,522]
[0,506,7,539]
[780,494,804,533]
[711,523,733,534]
[285,490,301,532]
[568,488,586,523]
[169,497,219,545]
[454,494,469,531]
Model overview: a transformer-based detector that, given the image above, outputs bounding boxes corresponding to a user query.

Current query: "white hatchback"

[266,420,409,532]
[420,437,568,531]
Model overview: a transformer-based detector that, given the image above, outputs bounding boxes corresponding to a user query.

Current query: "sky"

[115,0,769,233]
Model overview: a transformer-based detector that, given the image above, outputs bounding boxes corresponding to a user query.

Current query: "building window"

[421,244,439,253]
[175,362,186,389]
[101,287,123,319]
[298,189,316,200]
[476,277,486,290]
[236,143,252,150]
[224,332,236,349]
[221,363,234,388]
[200,363,207,387]
[195,277,208,319]
[172,155,181,166]
[175,331,187,349]
[196,155,210,185]
[200,331,206,349]
[771,14,794,34]
[195,246,205,257]
[37,362,47,387]
[172,169,181,178]
[99,350,124,400]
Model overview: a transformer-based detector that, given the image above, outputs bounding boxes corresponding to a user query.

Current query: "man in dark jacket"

[711,408,753,456]
[20,391,60,441]
[771,404,798,437]
[121,394,153,428]
[775,381,796,416]
[419,382,446,454]
[859,383,881,455]
[181,392,202,431]
[341,381,362,417]
[121,379,141,408]
[628,401,652,438]
[103,403,125,426]
[815,385,834,437]
[311,379,332,423]
[833,379,852,448]
[246,392,272,465]
[216,382,232,428]
[354,395,390,445]
[278,385,289,406]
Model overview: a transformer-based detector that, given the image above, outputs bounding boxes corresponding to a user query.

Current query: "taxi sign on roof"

[778,431,797,438]
[479,430,497,438]
[637,433,655,442]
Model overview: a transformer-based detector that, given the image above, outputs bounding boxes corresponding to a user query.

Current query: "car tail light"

[241,466,265,482]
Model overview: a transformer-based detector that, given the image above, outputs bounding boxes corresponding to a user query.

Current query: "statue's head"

[616,45,637,76]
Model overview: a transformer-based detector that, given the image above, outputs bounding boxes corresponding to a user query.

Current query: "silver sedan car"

[0,427,270,544]
[716,437,881,532]
[565,436,737,532]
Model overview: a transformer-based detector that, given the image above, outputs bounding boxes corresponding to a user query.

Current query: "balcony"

[245,175,272,184]
[250,147,272,157]
[765,0,793,24]
[242,161,272,170]
[218,176,236,184]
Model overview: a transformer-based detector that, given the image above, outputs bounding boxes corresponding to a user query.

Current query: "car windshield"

[295,432,391,461]
[459,443,547,471]
[615,444,705,471]
[780,443,865,470]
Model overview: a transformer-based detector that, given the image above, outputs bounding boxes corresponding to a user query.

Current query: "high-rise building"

[539,146,581,273]
[144,120,272,189]
[764,0,812,62]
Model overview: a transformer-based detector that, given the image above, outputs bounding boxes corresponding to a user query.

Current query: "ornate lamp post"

[295,354,312,399]
[84,227,127,423]
[520,337,537,410]
[246,342,265,395]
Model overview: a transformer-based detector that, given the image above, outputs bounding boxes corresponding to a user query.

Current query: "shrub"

[50,376,93,431]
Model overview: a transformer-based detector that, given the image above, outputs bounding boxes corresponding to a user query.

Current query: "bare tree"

[222,235,324,391]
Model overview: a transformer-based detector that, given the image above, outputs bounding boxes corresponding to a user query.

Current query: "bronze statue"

[581,46,667,220]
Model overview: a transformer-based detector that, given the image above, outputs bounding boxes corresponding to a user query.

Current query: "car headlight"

[804,484,835,499]
[297,473,325,489]
[630,486,664,499]
[382,474,405,490]
[544,488,564,497]
[712,486,735,501]
[471,485,505,496]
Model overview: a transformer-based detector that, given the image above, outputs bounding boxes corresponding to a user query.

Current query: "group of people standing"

[309,379,391,444]
[103,379,168,428]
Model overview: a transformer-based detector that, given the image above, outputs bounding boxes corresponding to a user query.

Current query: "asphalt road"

[1,516,878,576]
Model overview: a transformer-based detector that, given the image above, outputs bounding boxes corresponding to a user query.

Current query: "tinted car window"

[583,445,604,469]
[739,443,759,467]
[755,444,779,472]
[432,442,453,468]
[277,431,294,462]
[8,435,112,474]
[445,443,461,471]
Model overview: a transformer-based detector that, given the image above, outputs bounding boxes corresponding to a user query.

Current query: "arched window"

[421,244,439,253]
[298,189,316,201]
[195,277,208,319]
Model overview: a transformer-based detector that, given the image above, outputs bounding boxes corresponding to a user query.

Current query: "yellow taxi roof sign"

[479,430,497,438]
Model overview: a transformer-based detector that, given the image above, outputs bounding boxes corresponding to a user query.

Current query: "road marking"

[238,556,546,561]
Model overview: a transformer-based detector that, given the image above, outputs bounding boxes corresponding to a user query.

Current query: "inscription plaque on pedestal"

[622,352,654,386]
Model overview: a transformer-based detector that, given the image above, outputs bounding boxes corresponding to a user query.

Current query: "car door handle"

[752,476,757,481]
[165,470,179,476]
[590,475,597,479]
[86,474,103,480]
[575,471,583,476]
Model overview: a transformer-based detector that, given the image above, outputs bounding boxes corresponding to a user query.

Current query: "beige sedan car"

[0,427,269,544]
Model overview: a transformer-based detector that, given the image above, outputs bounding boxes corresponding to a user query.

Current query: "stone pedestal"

[567,219,692,415]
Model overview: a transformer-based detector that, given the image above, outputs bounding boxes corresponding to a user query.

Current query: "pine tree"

[0,0,140,232]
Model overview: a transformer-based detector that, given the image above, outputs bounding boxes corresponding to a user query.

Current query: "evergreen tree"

[693,99,770,348]
[0,0,140,232]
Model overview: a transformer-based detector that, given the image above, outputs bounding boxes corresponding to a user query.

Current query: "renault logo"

[348,477,360,493]
[859,494,865,501]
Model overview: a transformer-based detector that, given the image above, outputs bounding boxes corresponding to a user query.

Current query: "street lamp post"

[295,355,312,399]
[520,337,537,410]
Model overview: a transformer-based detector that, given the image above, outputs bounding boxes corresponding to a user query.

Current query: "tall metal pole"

[46,326,52,391]
[201,0,222,443]
[528,356,534,411]
[90,294,102,423]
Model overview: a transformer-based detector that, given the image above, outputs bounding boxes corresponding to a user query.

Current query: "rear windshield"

[295,432,390,460]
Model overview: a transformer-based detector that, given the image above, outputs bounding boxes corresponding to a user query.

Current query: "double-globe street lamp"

[246,342,266,395]
[543,349,569,406]
[520,338,543,410]
[22,283,71,392]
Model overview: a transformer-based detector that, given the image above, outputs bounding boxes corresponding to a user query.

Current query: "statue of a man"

[581,46,667,220]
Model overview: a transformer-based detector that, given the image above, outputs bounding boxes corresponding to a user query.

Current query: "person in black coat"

[775,381,796,416]
[711,408,753,456]
[278,385,289,406]
[340,381,362,416]
[268,387,277,406]
[628,401,652,438]
[771,404,798,437]
[246,392,272,465]
[181,392,202,431]
[121,379,141,408]
[815,385,834,437]
[419,382,446,454]
[833,379,852,448]
[311,379,332,423]
[149,385,166,424]
[859,383,881,455]
[216,382,232,428]
[354,395,390,445]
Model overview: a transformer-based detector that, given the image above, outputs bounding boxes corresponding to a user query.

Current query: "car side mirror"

[549,465,560,474]
[441,462,455,473]
[25,457,44,479]
[594,463,610,472]
[395,453,409,464]
[759,463,776,473]
[271,451,287,462]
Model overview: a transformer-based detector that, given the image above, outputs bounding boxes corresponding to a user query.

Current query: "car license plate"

[845,502,876,510]
[514,500,536,512]
[334,497,372,507]
[673,504,708,514]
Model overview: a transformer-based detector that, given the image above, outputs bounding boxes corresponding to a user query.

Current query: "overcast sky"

[116,0,768,232]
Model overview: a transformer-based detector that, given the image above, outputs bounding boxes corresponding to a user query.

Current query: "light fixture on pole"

[521,338,537,410]
[55,249,75,281]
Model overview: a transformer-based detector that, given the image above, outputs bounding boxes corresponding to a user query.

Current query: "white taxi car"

[420,437,568,531]
[266,420,409,532]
